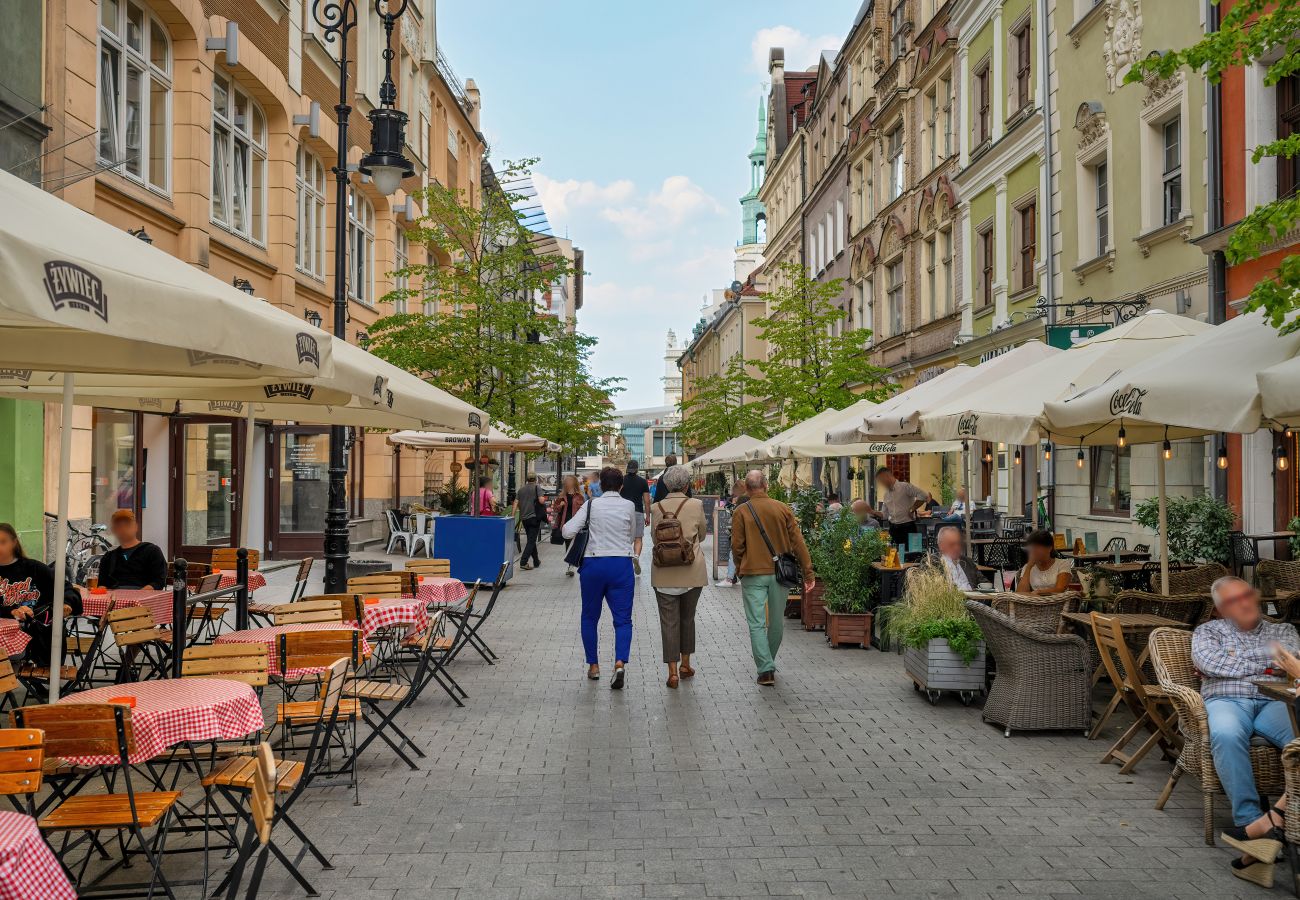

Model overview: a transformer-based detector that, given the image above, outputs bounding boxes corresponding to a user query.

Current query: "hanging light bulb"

[1116,422,1127,449]
[1278,443,1291,472]
[1013,448,1022,466]
[1162,439,1173,460]
[1217,444,1229,470]
[1043,442,1053,462]
[1076,448,1086,469]
[982,446,993,464]
[1286,427,1294,439]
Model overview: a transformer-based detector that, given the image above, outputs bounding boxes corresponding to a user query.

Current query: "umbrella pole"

[1158,448,1169,594]
[964,445,973,558]
[472,433,481,518]
[50,375,74,701]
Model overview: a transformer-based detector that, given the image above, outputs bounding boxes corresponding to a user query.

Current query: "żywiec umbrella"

[389,424,557,453]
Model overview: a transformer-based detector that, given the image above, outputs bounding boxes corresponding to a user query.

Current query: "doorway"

[169,417,243,565]
[267,426,329,559]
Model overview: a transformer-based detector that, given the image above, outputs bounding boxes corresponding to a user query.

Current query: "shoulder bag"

[563,497,594,569]
[745,503,802,589]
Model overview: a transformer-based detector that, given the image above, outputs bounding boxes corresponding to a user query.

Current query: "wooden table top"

[1248,531,1297,541]
[1070,550,1152,563]
[1256,680,1296,703]
[871,562,916,572]
[1060,611,1189,630]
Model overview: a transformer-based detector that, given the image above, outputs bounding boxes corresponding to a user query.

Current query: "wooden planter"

[784,590,802,619]
[903,638,986,705]
[801,581,826,631]
[826,611,872,648]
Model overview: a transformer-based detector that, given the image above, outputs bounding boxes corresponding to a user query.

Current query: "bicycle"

[43,512,112,585]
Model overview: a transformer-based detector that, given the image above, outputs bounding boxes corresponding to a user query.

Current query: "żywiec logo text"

[264,383,315,400]
[1109,387,1148,417]
[384,389,394,409]
[43,261,108,321]
[208,400,244,414]
[296,333,321,368]
[957,413,980,436]
[0,370,33,383]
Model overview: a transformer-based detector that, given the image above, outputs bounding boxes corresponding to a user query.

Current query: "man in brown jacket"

[730,469,814,685]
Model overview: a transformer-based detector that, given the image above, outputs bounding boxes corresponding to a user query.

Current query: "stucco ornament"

[1075,102,1109,155]
[1102,0,1143,93]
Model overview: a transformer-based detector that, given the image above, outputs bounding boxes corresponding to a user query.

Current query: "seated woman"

[98,509,168,590]
[1015,529,1073,596]
[0,522,82,670]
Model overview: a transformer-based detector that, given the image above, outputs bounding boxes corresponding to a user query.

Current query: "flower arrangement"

[879,561,984,664]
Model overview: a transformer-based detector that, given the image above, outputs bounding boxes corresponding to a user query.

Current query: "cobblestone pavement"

[242,543,1267,899]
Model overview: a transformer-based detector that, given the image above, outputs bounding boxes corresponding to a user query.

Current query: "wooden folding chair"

[107,605,171,682]
[182,643,270,689]
[289,557,314,602]
[273,649,360,799]
[272,596,348,626]
[400,598,476,706]
[445,563,509,664]
[15,704,183,898]
[211,548,261,571]
[1090,612,1181,773]
[0,727,43,816]
[0,659,24,713]
[20,603,114,699]
[404,558,451,578]
[346,571,415,599]
[186,571,228,644]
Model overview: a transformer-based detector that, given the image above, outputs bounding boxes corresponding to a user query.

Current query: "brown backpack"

[651,499,696,568]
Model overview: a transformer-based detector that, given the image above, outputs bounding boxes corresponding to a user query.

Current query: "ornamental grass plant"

[879,560,984,664]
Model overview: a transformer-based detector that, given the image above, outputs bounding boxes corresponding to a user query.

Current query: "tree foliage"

[1127,1,1300,331]
[517,328,623,459]
[677,355,769,451]
[751,262,894,422]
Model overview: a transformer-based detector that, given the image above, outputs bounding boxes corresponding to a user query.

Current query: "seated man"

[850,499,884,531]
[98,509,168,590]
[1192,576,1300,883]
[931,525,981,591]
[940,488,969,523]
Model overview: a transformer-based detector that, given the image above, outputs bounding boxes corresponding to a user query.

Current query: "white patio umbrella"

[690,435,764,471]
[0,170,334,698]
[749,408,847,461]
[825,367,973,445]
[1258,355,1300,424]
[390,423,557,452]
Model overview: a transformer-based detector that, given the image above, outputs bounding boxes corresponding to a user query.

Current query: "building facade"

[2,0,489,561]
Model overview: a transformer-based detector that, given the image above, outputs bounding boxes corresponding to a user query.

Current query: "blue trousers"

[1206,696,1295,824]
[579,556,635,665]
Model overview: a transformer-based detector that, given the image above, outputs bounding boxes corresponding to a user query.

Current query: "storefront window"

[1090,445,1131,516]
[92,410,137,525]
[278,431,328,533]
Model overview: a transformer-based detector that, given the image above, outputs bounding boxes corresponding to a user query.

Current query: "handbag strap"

[745,503,780,561]
[577,495,594,532]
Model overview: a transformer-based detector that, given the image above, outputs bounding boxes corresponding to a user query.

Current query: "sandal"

[679,663,695,678]
[1230,858,1275,888]
[666,673,678,689]
[587,665,600,681]
[1222,805,1286,864]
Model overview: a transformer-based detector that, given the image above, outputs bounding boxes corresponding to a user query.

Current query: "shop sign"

[1047,323,1111,350]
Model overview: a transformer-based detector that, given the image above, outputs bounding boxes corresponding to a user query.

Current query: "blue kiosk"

[432,515,514,585]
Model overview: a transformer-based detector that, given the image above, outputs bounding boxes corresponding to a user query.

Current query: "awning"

[690,434,764,470]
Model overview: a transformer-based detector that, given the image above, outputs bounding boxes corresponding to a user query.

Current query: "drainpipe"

[1038,0,1059,522]
[1206,0,1228,502]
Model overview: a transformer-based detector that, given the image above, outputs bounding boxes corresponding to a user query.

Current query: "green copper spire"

[740,95,768,245]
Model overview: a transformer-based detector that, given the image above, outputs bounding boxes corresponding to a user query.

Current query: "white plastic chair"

[409,513,432,558]
[386,510,414,555]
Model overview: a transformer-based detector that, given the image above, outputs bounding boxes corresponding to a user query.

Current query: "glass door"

[267,426,329,559]
[170,418,242,564]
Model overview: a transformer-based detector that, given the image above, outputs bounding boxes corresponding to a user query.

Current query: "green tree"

[1127,1,1300,331]
[520,327,623,459]
[751,262,893,422]
[677,355,769,451]
[367,159,573,421]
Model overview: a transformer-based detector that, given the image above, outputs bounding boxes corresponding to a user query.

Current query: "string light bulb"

[982,446,993,464]
[1278,443,1290,472]
[1162,425,1173,461]
[1117,422,1127,449]
[1217,444,1229,470]
[1076,448,1086,469]
[1013,448,1022,466]
[1043,442,1053,462]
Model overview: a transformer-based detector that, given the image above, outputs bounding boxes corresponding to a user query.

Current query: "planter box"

[903,638,985,702]
[801,582,826,631]
[784,590,802,619]
[826,611,872,648]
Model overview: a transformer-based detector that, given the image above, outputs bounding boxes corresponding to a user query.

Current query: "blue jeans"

[578,556,635,665]
[1206,695,1295,825]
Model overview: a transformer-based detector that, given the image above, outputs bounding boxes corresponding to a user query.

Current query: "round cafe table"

[216,571,268,593]
[215,623,369,678]
[56,679,264,766]
[360,597,429,638]
[0,620,30,660]
[79,588,174,624]
[0,811,76,900]
[415,577,469,608]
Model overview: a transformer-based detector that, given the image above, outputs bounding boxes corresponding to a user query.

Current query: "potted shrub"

[818,513,887,648]
[880,562,985,704]
[1133,494,1236,564]
[794,487,830,630]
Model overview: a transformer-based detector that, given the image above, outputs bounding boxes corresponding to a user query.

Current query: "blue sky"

[437,0,862,408]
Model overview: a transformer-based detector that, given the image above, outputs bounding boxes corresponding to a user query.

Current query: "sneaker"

[715,579,735,587]
[756,671,775,687]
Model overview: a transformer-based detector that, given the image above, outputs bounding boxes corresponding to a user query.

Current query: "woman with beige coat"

[649,465,708,689]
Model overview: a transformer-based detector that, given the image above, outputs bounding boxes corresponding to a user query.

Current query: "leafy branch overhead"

[1126,0,1300,332]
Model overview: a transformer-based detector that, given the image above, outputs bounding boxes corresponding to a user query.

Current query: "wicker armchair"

[1280,741,1300,895]
[989,592,1078,633]
[1165,562,1229,596]
[1148,627,1285,845]
[1112,591,1209,626]
[965,600,1092,737]
[1259,559,1300,593]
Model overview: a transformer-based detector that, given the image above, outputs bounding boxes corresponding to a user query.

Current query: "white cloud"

[533,174,635,221]
[750,25,842,75]
[537,173,725,245]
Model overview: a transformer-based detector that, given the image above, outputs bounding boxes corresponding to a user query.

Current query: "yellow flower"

[843,539,852,551]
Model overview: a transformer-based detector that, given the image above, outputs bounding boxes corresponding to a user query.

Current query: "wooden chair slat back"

[294,557,314,583]
[107,606,160,644]
[14,704,133,760]
[251,742,275,845]
[346,572,416,598]
[281,630,359,671]
[195,572,222,594]
[211,548,261,571]
[0,658,19,695]
[1089,612,1152,701]
[405,559,451,576]
[273,597,346,625]
[319,657,350,717]
[181,643,270,686]
[0,728,42,796]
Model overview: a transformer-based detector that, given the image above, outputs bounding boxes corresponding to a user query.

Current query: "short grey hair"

[937,526,962,543]
[1211,575,1253,608]
[661,465,692,493]
[744,469,767,491]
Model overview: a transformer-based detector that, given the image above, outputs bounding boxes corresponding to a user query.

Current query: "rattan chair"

[1259,559,1300,594]
[988,592,1076,633]
[1165,562,1230,596]
[965,600,1092,737]
[1279,741,1300,897]
[1148,626,1285,845]
[1112,590,1209,626]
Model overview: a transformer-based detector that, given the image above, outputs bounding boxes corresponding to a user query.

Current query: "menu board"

[712,505,733,579]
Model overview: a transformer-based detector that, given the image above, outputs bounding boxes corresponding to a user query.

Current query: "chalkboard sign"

[712,505,734,579]
[697,495,720,536]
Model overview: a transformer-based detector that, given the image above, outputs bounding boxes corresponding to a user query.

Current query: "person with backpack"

[649,465,707,689]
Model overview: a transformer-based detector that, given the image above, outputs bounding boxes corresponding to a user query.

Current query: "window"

[1089,445,1131,516]
[924,236,937,321]
[925,87,939,172]
[1279,74,1300,199]
[92,409,138,526]
[295,147,326,278]
[346,187,375,305]
[98,0,171,191]
[212,74,267,243]
[1013,20,1032,113]
[940,76,953,158]
[1017,200,1037,291]
[1161,118,1182,225]
[887,125,904,201]
[891,1,907,59]
[975,63,991,145]
[855,279,871,341]
[393,226,409,314]
[835,200,845,254]
[865,153,876,219]
[886,260,904,336]
[854,162,866,226]
[938,227,952,317]
[1094,161,1110,256]
[978,226,994,308]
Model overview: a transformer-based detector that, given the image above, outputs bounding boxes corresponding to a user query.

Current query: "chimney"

[769,48,788,155]
[464,78,481,130]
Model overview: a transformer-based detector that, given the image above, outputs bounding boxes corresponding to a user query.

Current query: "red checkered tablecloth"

[361,597,429,638]
[0,812,75,900]
[79,588,174,625]
[216,571,268,593]
[0,620,29,660]
[215,623,370,678]
[56,679,265,766]
[414,577,469,607]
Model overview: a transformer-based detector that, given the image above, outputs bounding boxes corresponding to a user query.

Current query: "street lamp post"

[311,0,414,592]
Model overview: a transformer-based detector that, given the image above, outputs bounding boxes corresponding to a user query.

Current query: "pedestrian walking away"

[649,464,707,689]
[551,474,586,577]
[716,479,748,587]
[512,474,547,570]
[652,454,691,504]
[562,466,638,689]
[729,469,813,686]
[619,460,651,574]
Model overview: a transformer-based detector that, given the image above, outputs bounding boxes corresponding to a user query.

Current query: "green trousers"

[741,574,785,675]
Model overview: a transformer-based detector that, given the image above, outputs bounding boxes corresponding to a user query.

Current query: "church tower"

[739,97,767,247]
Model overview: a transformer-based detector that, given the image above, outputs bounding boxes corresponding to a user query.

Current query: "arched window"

[98,0,171,191]
[295,147,326,278]
[212,73,267,243]
[346,187,375,305]
[755,213,767,244]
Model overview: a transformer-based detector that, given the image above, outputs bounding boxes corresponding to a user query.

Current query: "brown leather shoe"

[757,671,775,686]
